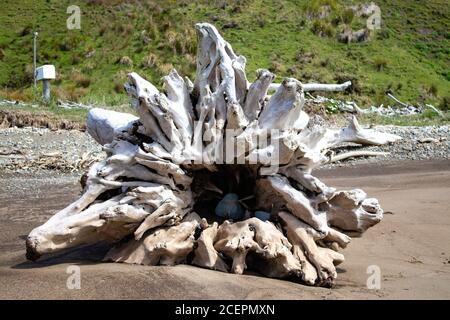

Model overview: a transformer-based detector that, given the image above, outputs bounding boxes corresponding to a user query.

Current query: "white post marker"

[35,64,56,101]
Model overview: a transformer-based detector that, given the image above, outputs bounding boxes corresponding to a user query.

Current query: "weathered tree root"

[25,22,400,287]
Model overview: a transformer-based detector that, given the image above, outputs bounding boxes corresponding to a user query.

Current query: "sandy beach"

[0,159,449,299]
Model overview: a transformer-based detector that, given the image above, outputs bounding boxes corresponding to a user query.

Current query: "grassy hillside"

[0,0,448,113]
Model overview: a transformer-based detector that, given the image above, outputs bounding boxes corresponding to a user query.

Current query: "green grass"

[0,0,448,125]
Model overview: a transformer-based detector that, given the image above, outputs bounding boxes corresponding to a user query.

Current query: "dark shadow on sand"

[336,267,346,274]
[12,242,111,269]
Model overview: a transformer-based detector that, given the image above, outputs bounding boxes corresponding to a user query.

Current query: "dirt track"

[0,160,449,299]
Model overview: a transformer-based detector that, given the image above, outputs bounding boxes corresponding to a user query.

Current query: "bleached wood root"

[25,22,396,287]
[323,190,383,233]
[133,201,180,240]
[192,220,229,272]
[244,69,275,122]
[279,211,344,287]
[328,150,389,163]
[333,116,402,146]
[387,93,410,108]
[279,166,336,205]
[104,212,201,266]
[86,108,138,145]
[256,175,329,232]
[268,81,351,92]
[258,78,305,130]
[424,104,443,116]
[292,244,318,285]
[214,218,301,277]
[305,115,402,153]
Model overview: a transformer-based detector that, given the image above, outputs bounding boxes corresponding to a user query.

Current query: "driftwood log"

[26,23,401,287]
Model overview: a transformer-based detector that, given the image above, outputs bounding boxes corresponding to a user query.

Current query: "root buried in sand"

[25,22,401,287]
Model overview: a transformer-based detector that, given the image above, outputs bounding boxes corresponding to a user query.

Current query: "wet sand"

[0,160,449,299]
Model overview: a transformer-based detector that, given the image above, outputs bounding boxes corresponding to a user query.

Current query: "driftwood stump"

[26,23,401,287]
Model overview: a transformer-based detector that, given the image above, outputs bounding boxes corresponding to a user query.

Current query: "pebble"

[1,123,449,174]
[0,128,104,173]
[326,124,450,167]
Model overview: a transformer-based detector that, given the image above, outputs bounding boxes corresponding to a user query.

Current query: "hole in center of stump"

[191,164,270,223]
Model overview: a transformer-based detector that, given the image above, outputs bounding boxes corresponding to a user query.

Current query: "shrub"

[230,0,248,13]
[113,81,123,94]
[333,73,361,94]
[320,58,330,67]
[269,58,284,74]
[140,31,151,45]
[54,74,63,85]
[256,16,266,28]
[182,28,197,55]
[54,86,87,102]
[19,25,32,37]
[161,20,173,32]
[295,50,315,64]
[71,72,91,88]
[325,101,339,114]
[134,43,144,54]
[439,96,450,111]
[185,53,196,65]
[6,65,33,88]
[141,53,158,69]
[98,24,108,37]
[119,56,133,67]
[158,63,174,75]
[301,71,313,81]
[147,18,160,42]
[82,62,95,74]
[376,29,390,40]
[58,34,82,52]
[373,57,388,71]
[311,19,334,37]
[286,66,298,76]
[428,83,438,96]
[71,53,81,65]
[77,77,91,88]
[116,23,133,36]
[0,88,29,101]
[305,0,337,18]
[341,8,354,24]
[67,87,87,102]
[223,21,239,29]
[165,30,181,54]
[444,71,450,81]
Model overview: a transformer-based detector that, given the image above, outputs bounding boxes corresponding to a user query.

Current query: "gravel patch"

[325,124,449,168]
[0,127,104,174]
[0,124,448,174]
